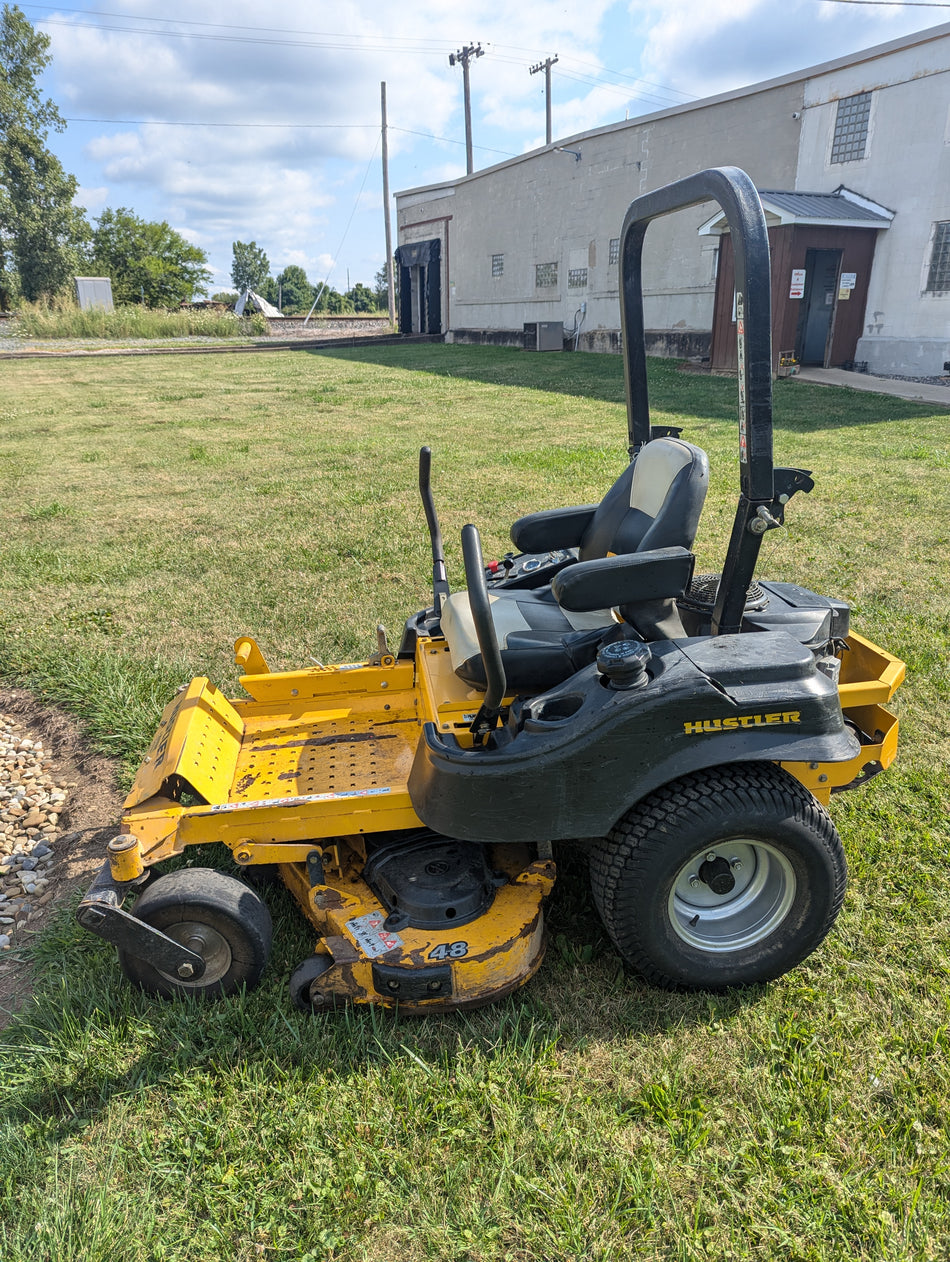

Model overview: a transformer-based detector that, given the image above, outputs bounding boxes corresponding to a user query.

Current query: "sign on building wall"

[838,272,857,301]
[789,269,806,299]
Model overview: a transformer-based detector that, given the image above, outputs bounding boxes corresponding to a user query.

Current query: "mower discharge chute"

[78,167,904,1012]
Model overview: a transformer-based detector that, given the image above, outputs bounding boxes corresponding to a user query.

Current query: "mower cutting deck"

[78,167,905,1013]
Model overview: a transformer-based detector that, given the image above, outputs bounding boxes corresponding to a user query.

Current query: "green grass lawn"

[1,344,949,1261]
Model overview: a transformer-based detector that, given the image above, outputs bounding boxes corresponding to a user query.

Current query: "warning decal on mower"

[346,912,404,958]
[198,786,392,814]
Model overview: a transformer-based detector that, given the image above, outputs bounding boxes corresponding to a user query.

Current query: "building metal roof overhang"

[698,187,894,236]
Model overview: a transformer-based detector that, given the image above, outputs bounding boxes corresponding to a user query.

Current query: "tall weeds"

[11,298,268,339]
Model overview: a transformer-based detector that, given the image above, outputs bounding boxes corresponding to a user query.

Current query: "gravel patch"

[0,713,69,951]
[0,690,124,1027]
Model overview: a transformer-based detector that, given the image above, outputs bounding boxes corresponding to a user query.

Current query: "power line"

[389,127,516,158]
[322,132,381,288]
[23,5,696,102]
[63,117,377,129]
[820,0,950,5]
[492,42,695,101]
[22,5,463,47]
[33,15,452,54]
[554,67,687,110]
[60,115,518,158]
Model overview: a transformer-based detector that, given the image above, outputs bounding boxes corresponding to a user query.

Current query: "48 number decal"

[428,941,469,961]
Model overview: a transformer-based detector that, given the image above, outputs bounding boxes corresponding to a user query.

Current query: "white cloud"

[40,0,942,287]
[73,184,108,212]
[630,0,936,99]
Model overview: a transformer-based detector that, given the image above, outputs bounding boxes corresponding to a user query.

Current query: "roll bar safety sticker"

[736,291,748,463]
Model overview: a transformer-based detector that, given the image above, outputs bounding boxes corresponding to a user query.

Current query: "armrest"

[552,547,695,612]
[510,505,598,552]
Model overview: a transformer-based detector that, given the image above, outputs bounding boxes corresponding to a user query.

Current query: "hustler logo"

[683,711,801,735]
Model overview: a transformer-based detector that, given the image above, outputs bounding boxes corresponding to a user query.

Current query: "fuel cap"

[596,639,651,690]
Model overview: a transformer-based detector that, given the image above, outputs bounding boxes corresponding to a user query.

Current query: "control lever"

[418,447,450,617]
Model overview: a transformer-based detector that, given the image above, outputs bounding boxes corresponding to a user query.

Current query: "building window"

[609,237,620,266]
[568,268,588,288]
[491,253,504,277]
[535,262,558,287]
[831,91,871,163]
[926,222,950,293]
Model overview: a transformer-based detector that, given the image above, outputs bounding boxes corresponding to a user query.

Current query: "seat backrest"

[578,437,709,562]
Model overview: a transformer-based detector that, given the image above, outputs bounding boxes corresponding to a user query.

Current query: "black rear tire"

[118,867,273,999]
[589,764,847,991]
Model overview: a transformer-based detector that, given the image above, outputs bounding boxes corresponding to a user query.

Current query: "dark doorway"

[394,238,442,335]
[797,249,841,366]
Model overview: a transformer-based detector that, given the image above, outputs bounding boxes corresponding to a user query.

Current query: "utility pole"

[449,43,484,175]
[529,56,558,146]
[380,81,396,326]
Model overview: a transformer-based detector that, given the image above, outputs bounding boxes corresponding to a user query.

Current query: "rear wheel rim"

[668,840,796,953]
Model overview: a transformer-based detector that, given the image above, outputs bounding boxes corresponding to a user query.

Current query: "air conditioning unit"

[523,321,564,352]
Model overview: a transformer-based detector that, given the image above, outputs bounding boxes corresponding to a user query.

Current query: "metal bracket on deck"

[76,861,206,980]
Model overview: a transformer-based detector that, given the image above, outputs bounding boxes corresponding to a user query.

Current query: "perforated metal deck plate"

[231,709,417,805]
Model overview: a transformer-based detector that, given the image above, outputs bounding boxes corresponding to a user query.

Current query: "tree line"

[224,242,388,315]
[0,5,387,314]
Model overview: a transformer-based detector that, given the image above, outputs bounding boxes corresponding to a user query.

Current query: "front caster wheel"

[118,868,273,999]
[590,764,847,991]
[289,953,337,1013]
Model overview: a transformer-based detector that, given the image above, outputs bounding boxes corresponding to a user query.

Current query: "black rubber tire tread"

[589,763,847,991]
[289,954,336,1013]
[117,867,273,1000]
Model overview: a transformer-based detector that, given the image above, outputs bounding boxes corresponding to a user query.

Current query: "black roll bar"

[618,166,776,635]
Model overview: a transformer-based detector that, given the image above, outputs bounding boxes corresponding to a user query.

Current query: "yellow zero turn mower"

[78,168,904,1013]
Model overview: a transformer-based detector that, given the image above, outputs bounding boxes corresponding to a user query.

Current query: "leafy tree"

[0,5,90,302]
[276,264,313,313]
[0,183,18,309]
[312,284,344,314]
[211,290,239,305]
[91,207,211,306]
[231,240,270,292]
[373,264,389,311]
[258,276,279,308]
[346,282,377,313]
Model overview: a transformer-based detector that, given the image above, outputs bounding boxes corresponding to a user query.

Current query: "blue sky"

[23,0,947,294]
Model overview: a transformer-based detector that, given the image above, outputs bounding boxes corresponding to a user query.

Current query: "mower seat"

[442,437,708,691]
[508,436,708,565]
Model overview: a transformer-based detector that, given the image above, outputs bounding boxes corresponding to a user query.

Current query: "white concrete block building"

[395,22,950,377]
